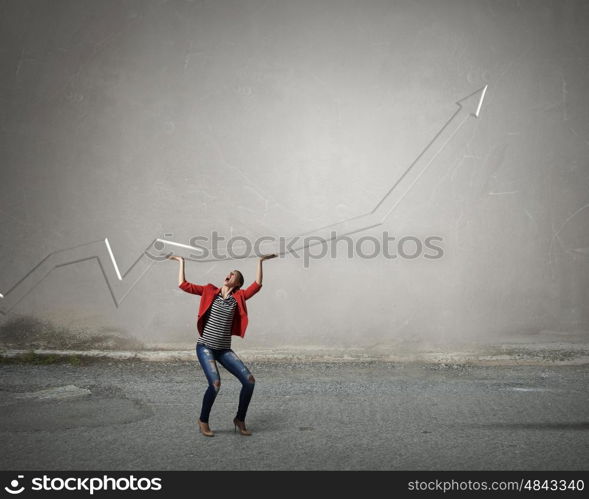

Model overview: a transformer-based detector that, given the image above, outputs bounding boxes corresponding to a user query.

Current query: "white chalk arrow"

[0,86,487,311]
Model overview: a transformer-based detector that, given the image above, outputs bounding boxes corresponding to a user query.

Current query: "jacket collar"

[210,284,240,298]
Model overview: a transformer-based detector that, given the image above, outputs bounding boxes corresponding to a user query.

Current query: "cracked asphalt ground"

[0,360,587,470]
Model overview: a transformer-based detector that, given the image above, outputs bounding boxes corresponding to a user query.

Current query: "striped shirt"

[197,293,237,349]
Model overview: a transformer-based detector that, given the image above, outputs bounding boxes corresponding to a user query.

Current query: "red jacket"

[179,280,263,338]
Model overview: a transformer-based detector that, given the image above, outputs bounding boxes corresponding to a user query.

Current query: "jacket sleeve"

[179,280,204,296]
[242,281,262,300]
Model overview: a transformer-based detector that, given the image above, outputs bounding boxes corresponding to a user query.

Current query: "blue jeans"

[196,342,255,424]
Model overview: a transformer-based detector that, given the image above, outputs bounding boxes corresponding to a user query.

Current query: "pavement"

[2,329,589,365]
[0,358,588,470]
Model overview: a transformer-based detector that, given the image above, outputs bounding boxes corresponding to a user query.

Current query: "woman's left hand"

[259,254,278,261]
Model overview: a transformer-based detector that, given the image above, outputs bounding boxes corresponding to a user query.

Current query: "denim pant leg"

[217,349,255,421]
[196,343,221,423]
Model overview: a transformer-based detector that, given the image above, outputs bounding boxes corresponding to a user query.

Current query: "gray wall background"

[1,0,588,349]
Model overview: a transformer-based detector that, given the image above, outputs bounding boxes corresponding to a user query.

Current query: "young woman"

[168,253,276,437]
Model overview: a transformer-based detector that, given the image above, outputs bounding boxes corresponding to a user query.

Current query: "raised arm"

[256,253,277,285]
[168,255,203,295]
[242,254,277,300]
[168,255,186,285]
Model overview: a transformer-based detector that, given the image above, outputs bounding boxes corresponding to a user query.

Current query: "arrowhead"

[456,84,488,118]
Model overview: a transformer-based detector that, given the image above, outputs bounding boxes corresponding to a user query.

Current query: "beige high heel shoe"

[233,417,252,436]
[198,419,214,437]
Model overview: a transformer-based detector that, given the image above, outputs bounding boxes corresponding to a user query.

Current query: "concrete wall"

[1,0,588,349]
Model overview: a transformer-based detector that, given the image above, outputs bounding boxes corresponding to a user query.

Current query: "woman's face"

[224,270,242,288]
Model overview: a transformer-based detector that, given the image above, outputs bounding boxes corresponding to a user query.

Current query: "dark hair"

[234,270,244,289]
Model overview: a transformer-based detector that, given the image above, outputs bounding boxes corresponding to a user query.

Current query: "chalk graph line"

[0,86,487,313]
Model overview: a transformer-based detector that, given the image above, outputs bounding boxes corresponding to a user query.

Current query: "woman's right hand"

[167,255,184,263]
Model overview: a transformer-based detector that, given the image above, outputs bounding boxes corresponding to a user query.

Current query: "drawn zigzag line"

[0,238,159,313]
